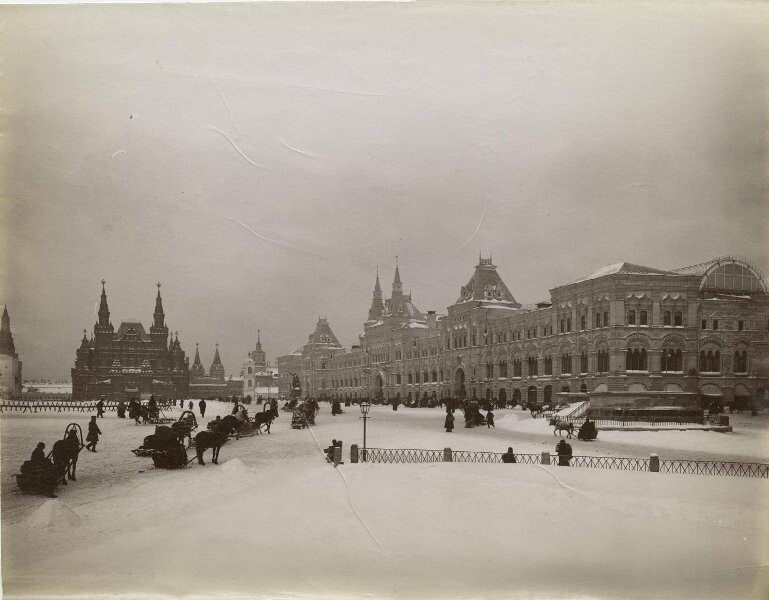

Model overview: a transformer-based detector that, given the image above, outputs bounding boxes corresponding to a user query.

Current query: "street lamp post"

[360,400,371,462]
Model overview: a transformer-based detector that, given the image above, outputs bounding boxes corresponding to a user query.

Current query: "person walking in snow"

[555,439,572,466]
[444,410,455,432]
[85,416,102,452]
[188,400,193,412]
[486,410,495,428]
[96,397,106,418]
[199,399,207,418]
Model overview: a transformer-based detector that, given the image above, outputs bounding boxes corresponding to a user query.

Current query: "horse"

[50,433,82,485]
[254,408,278,434]
[193,430,228,465]
[549,417,574,438]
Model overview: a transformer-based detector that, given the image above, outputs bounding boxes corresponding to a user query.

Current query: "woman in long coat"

[444,410,455,432]
[85,416,102,452]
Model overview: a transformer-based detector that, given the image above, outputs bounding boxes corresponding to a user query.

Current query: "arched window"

[513,359,522,378]
[639,310,648,326]
[734,350,747,373]
[596,349,609,373]
[432,370,438,382]
[544,355,553,375]
[580,315,586,330]
[561,353,572,374]
[580,351,588,374]
[544,385,552,404]
[407,373,413,384]
[628,310,636,325]
[499,361,508,378]
[674,311,683,326]
[663,311,671,326]
[567,318,572,332]
[661,348,683,372]
[560,319,565,334]
[595,312,601,328]
[603,311,609,327]
[626,348,648,371]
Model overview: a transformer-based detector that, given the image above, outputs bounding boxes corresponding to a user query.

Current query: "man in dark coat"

[188,400,194,412]
[556,439,572,466]
[128,399,142,425]
[28,443,57,498]
[96,397,106,418]
[85,416,102,452]
[199,399,207,418]
[444,410,455,432]
[501,447,516,463]
[486,410,495,428]
[116,400,126,418]
[31,442,50,467]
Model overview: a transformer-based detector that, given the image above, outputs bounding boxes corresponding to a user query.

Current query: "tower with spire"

[242,330,279,400]
[0,305,23,399]
[210,344,225,380]
[368,268,385,321]
[71,282,189,401]
[191,343,206,378]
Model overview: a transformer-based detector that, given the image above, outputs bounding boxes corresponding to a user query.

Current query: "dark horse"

[193,430,228,465]
[254,406,278,434]
[50,429,83,485]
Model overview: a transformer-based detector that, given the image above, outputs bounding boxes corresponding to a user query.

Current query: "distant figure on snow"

[444,410,455,433]
[85,416,102,452]
[486,410,495,428]
[501,447,516,463]
[116,400,126,418]
[96,397,106,418]
[188,401,193,412]
[555,439,572,466]
[199,399,207,418]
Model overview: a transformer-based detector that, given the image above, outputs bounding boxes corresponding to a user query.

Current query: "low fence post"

[649,453,659,473]
[333,446,342,467]
[541,451,550,465]
[350,444,359,464]
[443,447,453,462]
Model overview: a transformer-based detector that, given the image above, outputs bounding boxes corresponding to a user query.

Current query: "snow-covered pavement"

[2,402,768,599]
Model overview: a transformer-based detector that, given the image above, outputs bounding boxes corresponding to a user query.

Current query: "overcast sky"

[2,2,768,380]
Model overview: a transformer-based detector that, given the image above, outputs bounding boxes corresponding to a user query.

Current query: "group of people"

[443,402,495,432]
[324,439,343,463]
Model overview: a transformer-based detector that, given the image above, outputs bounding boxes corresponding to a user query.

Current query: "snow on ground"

[2,402,769,599]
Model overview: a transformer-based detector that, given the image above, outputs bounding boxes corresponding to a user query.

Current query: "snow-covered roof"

[570,262,674,284]
[456,258,520,307]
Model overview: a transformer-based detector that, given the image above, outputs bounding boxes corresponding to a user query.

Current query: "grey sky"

[2,2,768,380]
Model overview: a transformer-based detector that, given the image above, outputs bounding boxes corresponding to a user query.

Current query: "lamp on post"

[359,400,371,462]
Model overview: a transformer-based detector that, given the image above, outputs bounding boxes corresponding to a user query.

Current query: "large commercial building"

[0,306,22,399]
[278,256,769,407]
[71,283,190,401]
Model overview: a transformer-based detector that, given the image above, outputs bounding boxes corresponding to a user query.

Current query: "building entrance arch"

[454,367,466,400]
[527,385,538,406]
[374,372,384,402]
[499,388,507,407]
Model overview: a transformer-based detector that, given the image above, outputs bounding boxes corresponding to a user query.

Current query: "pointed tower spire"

[98,280,110,326]
[191,342,205,378]
[210,343,225,380]
[368,267,385,321]
[392,257,403,297]
[153,282,165,328]
[0,305,18,357]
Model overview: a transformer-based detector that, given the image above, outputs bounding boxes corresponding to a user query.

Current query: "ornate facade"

[189,343,231,399]
[71,283,190,401]
[241,331,279,398]
[278,256,769,407]
[0,306,22,399]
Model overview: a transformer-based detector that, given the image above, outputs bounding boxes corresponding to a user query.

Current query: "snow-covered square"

[3,402,768,599]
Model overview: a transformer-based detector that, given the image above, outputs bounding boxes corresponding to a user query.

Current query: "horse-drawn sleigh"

[15,423,84,497]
